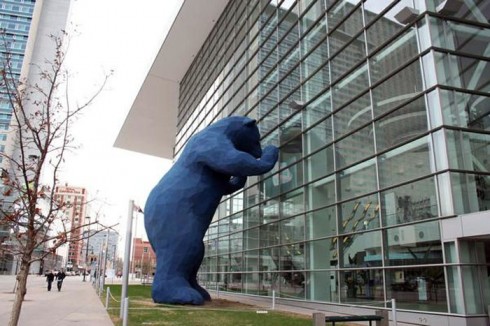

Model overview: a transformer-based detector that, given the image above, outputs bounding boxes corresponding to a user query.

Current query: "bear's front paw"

[261,145,279,164]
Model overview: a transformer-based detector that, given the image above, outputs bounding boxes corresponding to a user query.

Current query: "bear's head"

[212,116,263,159]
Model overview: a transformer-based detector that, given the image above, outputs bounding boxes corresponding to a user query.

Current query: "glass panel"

[304,116,333,155]
[306,206,337,240]
[244,272,261,294]
[281,188,304,216]
[338,159,377,201]
[300,0,326,35]
[306,270,339,302]
[305,145,335,182]
[370,28,418,84]
[451,172,490,214]
[375,96,428,151]
[446,130,490,173]
[339,194,380,234]
[303,62,330,102]
[433,51,490,93]
[244,227,260,250]
[280,215,304,244]
[302,42,329,81]
[244,250,259,272]
[303,90,331,128]
[386,220,442,266]
[429,17,490,55]
[427,0,490,25]
[364,0,414,52]
[334,92,371,140]
[306,238,336,270]
[446,266,464,313]
[341,230,382,268]
[340,269,385,303]
[461,266,485,314]
[307,174,336,209]
[381,176,438,227]
[378,136,432,189]
[386,266,448,312]
[372,60,423,118]
[279,271,305,299]
[435,89,490,132]
[260,221,280,247]
[331,37,366,84]
[332,63,369,110]
[328,4,363,48]
[335,124,374,169]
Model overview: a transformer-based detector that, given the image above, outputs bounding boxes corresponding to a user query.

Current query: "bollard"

[391,298,398,326]
[272,290,276,310]
[312,312,325,326]
[375,309,389,326]
[105,287,110,310]
[122,297,129,326]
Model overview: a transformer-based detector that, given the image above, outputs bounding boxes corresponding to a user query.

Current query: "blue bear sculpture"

[144,116,279,305]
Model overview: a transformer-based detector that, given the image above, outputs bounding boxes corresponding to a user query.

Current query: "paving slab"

[0,274,113,325]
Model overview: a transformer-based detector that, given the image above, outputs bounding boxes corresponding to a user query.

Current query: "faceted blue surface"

[144,116,278,304]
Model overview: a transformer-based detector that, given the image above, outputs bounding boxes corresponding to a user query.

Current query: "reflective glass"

[340,268,384,303]
[279,271,305,298]
[307,174,336,209]
[341,230,382,268]
[451,172,490,214]
[432,51,490,93]
[372,60,423,118]
[375,96,428,152]
[332,63,369,110]
[378,136,432,189]
[306,238,336,269]
[303,90,331,128]
[339,194,380,234]
[338,159,377,201]
[335,124,374,169]
[331,38,366,84]
[386,266,448,312]
[305,145,335,182]
[303,116,333,155]
[381,176,438,227]
[306,206,337,240]
[385,220,442,266]
[446,130,490,173]
[370,28,418,84]
[365,0,413,52]
[305,270,339,302]
[334,92,371,139]
[434,89,490,132]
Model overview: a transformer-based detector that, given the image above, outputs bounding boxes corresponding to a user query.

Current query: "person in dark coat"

[45,270,55,291]
[56,269,66,292]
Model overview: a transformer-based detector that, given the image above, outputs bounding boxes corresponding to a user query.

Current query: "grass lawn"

[103,285,315,326]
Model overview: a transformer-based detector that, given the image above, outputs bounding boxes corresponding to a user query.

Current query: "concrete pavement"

[0,274,113,325]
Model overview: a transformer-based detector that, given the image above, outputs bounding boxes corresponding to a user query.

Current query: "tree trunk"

[9,258,30,326]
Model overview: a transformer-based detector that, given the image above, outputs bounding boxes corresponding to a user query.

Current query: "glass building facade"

[0,0,35,161]
[170,0,490,323]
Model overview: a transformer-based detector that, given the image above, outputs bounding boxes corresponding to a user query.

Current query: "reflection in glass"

[306,206,336,240]
[338,159,377,201]
[340,269,384,303]
[451,172,490,214]
[341,230,382,268]
[339,194,380,234]
[381,176,438,226]
[378,137,431,189]
[386,266,447,312]
[385,221,442,267]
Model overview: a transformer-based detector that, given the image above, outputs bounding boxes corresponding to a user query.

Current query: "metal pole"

[120,200,134,318]
[105,287,110,309]
[272,290,276,310]
[391,298,398,326]
[101,229,109,291]
[83,217,91,282]
[122,297,129,326]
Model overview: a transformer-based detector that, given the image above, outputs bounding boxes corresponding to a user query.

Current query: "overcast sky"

[59,0,183,241]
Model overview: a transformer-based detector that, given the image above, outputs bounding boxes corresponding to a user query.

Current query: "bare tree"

[0,30,113,326]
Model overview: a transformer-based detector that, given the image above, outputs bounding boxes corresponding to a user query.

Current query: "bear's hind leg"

[152,245,205,305]
[189,242,211,301]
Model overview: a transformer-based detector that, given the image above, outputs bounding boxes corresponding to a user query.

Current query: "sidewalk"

[0,274,113,325]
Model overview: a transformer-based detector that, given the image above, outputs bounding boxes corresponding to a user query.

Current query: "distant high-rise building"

[0,0,35,159]
[0,0,71,275]
[54,186,88,270]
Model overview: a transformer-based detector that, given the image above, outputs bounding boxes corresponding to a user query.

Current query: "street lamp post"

[82,216,91,282]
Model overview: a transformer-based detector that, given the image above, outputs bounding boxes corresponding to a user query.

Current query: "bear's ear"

[244,119,257,127]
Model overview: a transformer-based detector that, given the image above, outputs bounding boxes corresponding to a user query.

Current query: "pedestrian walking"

[45,270,55,291]
[56,269,66,291]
